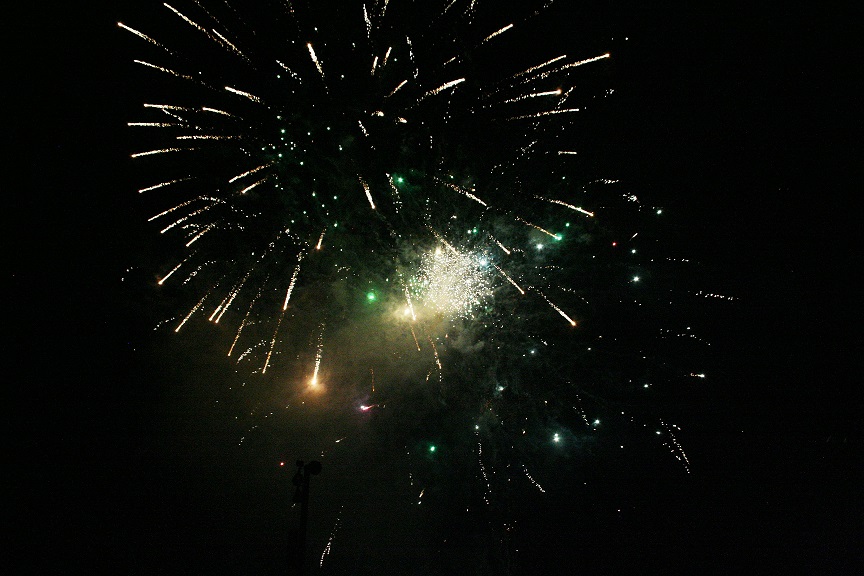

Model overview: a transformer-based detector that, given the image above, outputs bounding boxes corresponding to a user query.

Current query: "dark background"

[9,1,860,574]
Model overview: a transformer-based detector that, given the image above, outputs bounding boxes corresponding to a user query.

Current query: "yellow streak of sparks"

[534,195,594,217]
[282,254,304,310]
[225,85,263,104]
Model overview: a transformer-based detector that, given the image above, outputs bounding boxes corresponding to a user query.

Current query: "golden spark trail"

[225,86,263,104]
[158,259,186,285]
[438,179,488,207]
[534,195,594,217]
[239,178,267,195]
[174,291,210,332]
[185,223,214,247]
[506,108,581,121]
[410,326,421,351]
[202,107,235,116]
[421,78,465,100]
[127,122,183,127]
[387,79,408,97]
[307,43,326,82]
[310,325,325,386]
[117,22,171,52]
[147,196,213,222]
[160,204,214,234]
[510,55,567,80]
[228,285,265,356]
[316,229,326,250]
[516,216,557,238]
[212,29,249,62]
[133,60,194,81]
[138,177,192,193]
[131,147,193,158]
[500,89,562,105]
[536,290,577,326]
[481,23,513,44]
[492,263,525,294]
[229,163,271,183]
[261,311,285,374]
[359,177,375,209]
[282,253,304,310]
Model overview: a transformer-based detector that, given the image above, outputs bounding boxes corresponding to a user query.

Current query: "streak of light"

[501,89,561,105]
[225,85,263,104]
[438,179,488,207]
[534,195,594,217]
[523,465,546,493]
[133,60,193,81]
[387,79,408,97]
[359,177,375,209]
[130,147,192,158]
[262,311,284,374]
[138,177,192,193]
[536,290,577,326]
[117,22,170,52]
[185,223,214,247]
[229,163,271,183]
[516,216,558,238]
[510,55,567,79]
[506,107,581,121]
[481,23,513,44]
[492,263,525,294]
[421,78,465,100]
[282,253,304,310]
[239,177,267,195]
[307,42,326,82]
[310,325,325,387]
[202,107,235,116]
[174,291,209,332]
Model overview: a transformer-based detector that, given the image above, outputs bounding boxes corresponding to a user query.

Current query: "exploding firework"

[123,0,613,384]
[123,1,721,568]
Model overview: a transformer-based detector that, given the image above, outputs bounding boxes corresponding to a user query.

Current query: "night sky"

[9,1,860,575]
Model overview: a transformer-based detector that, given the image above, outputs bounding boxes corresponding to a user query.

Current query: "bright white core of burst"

[412,248,492,317]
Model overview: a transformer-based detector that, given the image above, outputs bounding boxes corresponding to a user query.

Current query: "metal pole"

[292,460,321,575]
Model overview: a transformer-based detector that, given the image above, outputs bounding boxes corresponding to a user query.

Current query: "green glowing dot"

[429,445,436,453]
[367,292,376,301]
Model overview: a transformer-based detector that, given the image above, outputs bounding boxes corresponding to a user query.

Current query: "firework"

[123,2,718,567]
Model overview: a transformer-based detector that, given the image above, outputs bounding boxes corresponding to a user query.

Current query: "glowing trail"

[282,253,304,310]
[534,195,594,217]
[138,177,191,193]
[225,86,263,104]
[536,290,577,326]
[229,163,271,183]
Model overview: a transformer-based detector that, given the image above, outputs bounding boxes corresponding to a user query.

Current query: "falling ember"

[310,325,325,387]
[421,78,465,100]
[307,42,326,81]
[138,177,192,193]
[481,23,513,44]
[516,216,558,238]
[225,85,263,104]
[133,60,194,81]
[261,311,284,374]
[359,177,376,209]
[536,290,577,326]
[131,147,191,158]
[282,253,304,310]
[534,195,595,217]
[229,163,270,183]
[492,263,525,294]
[316,229,326,250]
